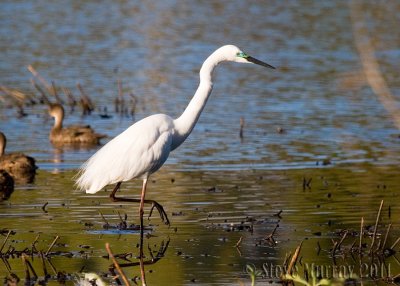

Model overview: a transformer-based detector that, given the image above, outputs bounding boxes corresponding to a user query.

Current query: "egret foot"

[148,200,170,226]
[110,194,170,226]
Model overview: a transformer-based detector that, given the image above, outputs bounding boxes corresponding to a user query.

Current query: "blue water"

[0,1,399,173]
[1,2,400,285]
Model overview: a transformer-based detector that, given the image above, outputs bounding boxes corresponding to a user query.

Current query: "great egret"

[76,45,275,229]
[48,103,106,145]
[0,132,37,183]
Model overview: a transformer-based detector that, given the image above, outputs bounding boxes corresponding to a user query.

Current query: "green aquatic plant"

[283,273,330,286]
[283,273,342,286]
[246,264,263,286]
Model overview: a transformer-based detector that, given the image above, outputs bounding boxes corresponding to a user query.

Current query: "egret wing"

[76,114,174,194]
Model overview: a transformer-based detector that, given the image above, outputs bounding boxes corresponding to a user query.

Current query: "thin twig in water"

[99,211,110,227]
[30,78,51,105]
[382,223,392,251]
[390,237,400,250]
[42,202,49,213]
[370,200,384,253]
[235,236,243,248]
[45,235,59,256]
[359,217,364,255]
[287,241,303,275]
[332,230,348,256]
[27,65,52,94]
[39,252,48,277]
[0,230,12,253]
[22,254,38,279]
[106,243,131,286]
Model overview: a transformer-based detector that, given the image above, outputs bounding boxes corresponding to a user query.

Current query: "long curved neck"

[53,111,64,131]
[172,50,224,150]
[0,133,6,156]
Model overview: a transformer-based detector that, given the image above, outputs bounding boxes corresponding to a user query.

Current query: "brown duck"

[0,132,37,183]
[0,170,14,201]
[48,103,106,145]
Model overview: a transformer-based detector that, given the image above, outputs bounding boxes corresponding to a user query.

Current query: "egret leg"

[109,182,170,226]
[139,178,147,283]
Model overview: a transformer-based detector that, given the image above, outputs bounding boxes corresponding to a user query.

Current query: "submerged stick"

[239,117,244,139]
[382,223,392,251]
[77,83,94,115]
[41,202,49,213]
[22,254,38,279]
[332,230,348,256]
[287,241,303,275]
[39,252,48,277]
[370,200,384,253]
[27,65,53,96]
[0,230,12,253]
[45,236,59,256]
[99,211,110,228]
[106,243,131,286]
[390,237,400,250]
[31,234,40,255]
[359,217,364,255]
[235,236,243,248]
[51,81,63,104]
[30,78,51,105]
[266,224,279,239]
[61,87,76,110]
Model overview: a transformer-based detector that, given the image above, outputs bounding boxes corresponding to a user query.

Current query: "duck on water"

[0,132,37,184]
[48,103,106,146]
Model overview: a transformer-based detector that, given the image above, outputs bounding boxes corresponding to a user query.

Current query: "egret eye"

[236,51,248,58]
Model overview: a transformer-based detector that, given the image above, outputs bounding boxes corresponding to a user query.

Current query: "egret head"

[220,45,275,69]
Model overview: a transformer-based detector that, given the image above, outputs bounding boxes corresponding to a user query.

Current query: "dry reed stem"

[0,230,12,253]
[22,254,38,279]
[105,243,131,286]
[382,223,392,251]
[287,241,303,275]
[390,237,400,250]
[370,200,384,253]
[359,217,364,255]
[30,78,51,105]
[235,236,243,248]
[0,86,26,103]
[45,235,59,256]
[332,230,348,256]
[27,65,53,95]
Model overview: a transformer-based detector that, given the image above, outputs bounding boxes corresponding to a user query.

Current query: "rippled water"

[1,1,399,285]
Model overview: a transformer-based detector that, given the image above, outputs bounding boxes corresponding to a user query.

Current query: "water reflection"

[0,166,399,284]
[1,230,170,286]
[0,170,14,201]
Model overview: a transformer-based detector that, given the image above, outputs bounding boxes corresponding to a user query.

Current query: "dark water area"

[0,1,400,285]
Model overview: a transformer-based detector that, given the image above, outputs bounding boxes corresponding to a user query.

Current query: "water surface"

[0,1,399,285]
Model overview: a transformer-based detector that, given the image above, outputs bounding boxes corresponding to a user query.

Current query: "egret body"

[76,45,275,228]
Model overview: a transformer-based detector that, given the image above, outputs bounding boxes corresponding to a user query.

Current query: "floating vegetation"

[0,228,170,285]
[270,200,400,285]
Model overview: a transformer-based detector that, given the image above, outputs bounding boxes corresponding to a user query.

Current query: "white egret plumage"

[75,45,275,229]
